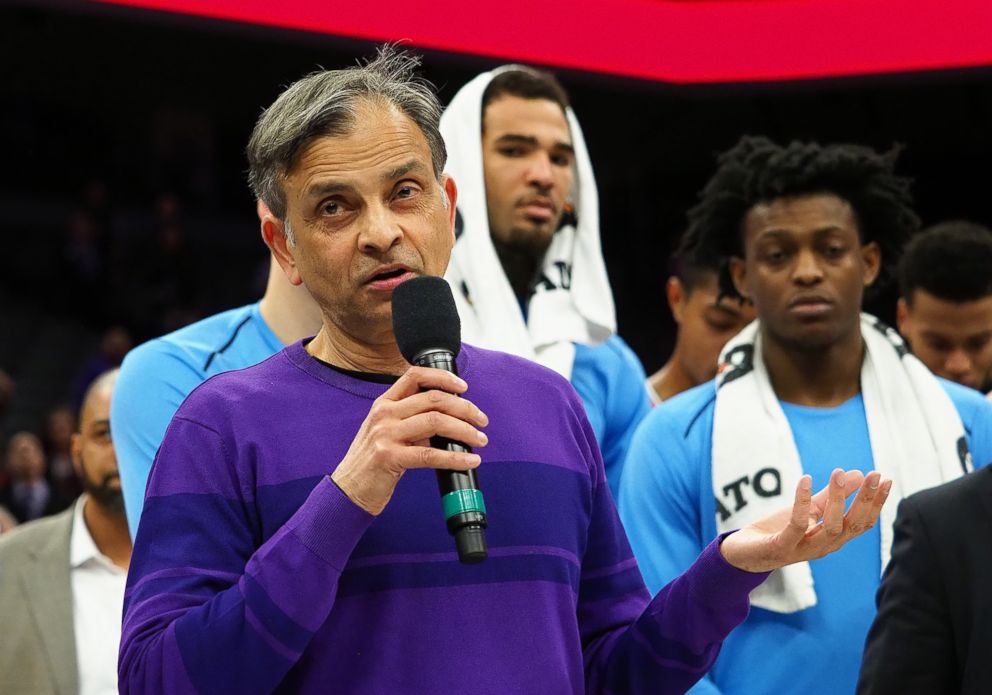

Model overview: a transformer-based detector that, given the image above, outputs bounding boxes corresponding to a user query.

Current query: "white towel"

[439,67,616,379]
[712,313,971,613]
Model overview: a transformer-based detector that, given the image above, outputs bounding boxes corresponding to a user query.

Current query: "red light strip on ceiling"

[93,0,992,83]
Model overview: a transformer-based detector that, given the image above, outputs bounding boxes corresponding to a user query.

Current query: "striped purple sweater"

[119,341,767,694]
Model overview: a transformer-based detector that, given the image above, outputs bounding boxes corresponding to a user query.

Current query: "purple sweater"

[120,341,767,694]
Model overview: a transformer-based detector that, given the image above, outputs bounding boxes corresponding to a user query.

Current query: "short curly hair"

[680,136,920,300]
[899,220,992,304]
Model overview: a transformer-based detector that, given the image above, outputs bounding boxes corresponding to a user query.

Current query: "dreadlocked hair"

[679,135,920,301]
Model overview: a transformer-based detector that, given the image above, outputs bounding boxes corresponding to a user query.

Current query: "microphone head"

[392,276,462,362]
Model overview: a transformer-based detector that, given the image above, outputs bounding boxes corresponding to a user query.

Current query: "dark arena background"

[2,0,992,443]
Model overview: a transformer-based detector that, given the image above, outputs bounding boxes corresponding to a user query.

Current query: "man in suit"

[858,466,992,694]
[0,369,130,695]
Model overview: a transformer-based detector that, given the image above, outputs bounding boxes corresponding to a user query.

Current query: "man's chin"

[88,485,126,517]
[775,322,845,352]
[506,225,555,254]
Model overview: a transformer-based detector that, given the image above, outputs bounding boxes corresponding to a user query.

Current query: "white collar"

[70,495,121,572]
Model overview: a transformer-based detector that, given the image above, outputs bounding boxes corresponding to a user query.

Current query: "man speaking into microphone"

[119,47,891,695]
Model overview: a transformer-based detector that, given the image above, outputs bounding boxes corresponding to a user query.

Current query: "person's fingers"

[841,470,865,495]
[390,390,488,428]
[841,471,882,534]
[808,469,864,521]
[818,468,849,539]
[395,445,482,471]
[777,475,814,548]
[394,411,489,448]
[381,366,468,401]
[860,478,893,531]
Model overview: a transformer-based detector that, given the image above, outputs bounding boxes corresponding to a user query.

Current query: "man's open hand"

[720,468,892,573]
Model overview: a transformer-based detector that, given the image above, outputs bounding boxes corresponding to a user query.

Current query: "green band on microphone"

[441,489,486,520]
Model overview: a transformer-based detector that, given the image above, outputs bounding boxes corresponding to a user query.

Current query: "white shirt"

[70,496,127,695]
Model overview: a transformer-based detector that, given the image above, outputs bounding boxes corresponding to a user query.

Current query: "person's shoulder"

[462,343,574,393]
[0,506,73,558]
[646,380,718,437]
[626,381,716,474]
[122,303,260,376]
[460,343,595,428]
[179,346,290,413]
[902,465,992,521]
[574,335,646,378]
[938,377,992,423]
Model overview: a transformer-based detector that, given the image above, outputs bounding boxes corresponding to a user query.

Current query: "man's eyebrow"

[385,160,430,182]
[494,133,575,153]
[812,225,849,236]
[305,181,353,199]
[755,225,846,239]
[494,133,538,147]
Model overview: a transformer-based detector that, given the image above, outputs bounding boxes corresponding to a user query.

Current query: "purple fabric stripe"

[582,555,640,581]
[126,566,241,599]
[244,604,303,663]
[630,627,715,670]
[238,574,313,654]
[346,544,581,570]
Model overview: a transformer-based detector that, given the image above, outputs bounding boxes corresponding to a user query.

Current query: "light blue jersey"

[572,335,652,499]
[619,378,992,695]
[112,303,282,538]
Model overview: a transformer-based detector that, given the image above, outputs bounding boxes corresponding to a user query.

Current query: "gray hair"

[247,45,447,233]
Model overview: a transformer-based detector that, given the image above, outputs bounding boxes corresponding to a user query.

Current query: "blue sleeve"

[111,342,205,538]
[619,394,725,695]
[571,336,652,500]
[940,378,992,469]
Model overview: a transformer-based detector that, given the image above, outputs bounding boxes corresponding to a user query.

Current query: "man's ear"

[666,277,686,324]
[862,241,881,287]
[896,296,910,334]
[442,175,458,242]
[729,257,748,301]
[261,213,302,286]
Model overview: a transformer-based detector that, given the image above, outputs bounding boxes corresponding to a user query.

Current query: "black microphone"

[392,276,488,564]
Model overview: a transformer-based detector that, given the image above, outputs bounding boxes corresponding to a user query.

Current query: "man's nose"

[945,348,973,378]
[358,204,402,252]
[525,153,555,189]
[792,248,824,285]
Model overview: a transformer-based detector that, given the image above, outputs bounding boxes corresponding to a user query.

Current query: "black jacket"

[858,466,992,695]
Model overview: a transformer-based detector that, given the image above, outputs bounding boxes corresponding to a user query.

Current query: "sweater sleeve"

[574,404,767,694]
[118,416,374,695]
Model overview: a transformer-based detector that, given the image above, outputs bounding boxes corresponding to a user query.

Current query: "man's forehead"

[289,110,434,192]
[910,289,992,321]
[482,95,571,143]
[80,388,112,427]
[745,193,857,233]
